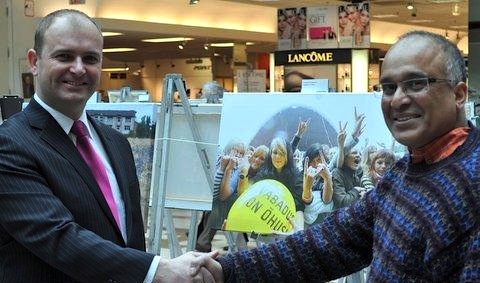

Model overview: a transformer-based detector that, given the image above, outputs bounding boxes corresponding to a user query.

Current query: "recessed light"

[101,67,129,72]
[102,48,136,53]
[210,43,234,47]
[429,0,461,3]
[101,32,123,37]
[372,14,399,19]
[142,37,194,43]
[407,19,434,23]
[449,25,468,29]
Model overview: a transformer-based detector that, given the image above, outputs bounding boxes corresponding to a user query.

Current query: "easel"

[147,74,217,257]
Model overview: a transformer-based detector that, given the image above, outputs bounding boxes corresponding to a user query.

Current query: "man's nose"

[70,57,86,75]
[390,85,410,108]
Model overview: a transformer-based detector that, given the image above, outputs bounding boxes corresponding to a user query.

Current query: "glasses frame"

[375,77,456,98]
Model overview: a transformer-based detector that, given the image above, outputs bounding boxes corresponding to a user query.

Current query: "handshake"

[154,251,224,283]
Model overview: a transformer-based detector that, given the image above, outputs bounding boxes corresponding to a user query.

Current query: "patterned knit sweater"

[218,127,480,283]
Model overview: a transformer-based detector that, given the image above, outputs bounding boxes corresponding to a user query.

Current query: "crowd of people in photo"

[196,107,399,262]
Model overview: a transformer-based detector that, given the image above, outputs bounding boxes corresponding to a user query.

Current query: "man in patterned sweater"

[200,31,480,282]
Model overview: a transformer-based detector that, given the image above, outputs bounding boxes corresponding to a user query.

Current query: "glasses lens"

[404,78,428,94]
[380,83,396,96]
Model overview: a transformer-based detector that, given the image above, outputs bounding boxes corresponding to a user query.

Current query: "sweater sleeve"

[218,192,374,283]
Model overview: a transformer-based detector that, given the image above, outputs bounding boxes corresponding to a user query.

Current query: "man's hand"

[154,251,223,283]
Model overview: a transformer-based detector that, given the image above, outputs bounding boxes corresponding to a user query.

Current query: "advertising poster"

[307,6,339,49]
[283,65,337,92]
[236,69,266,92]
[338,2,370,48]
[214,93,398,234]
[277,7,307,50]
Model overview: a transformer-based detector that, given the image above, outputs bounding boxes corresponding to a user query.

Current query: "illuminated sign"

[275,48,351,65]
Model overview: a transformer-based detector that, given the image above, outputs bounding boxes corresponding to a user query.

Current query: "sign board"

[301,79,329,93]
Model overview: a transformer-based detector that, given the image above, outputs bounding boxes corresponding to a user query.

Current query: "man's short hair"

[397,31,466,84]
[34,9,102,57]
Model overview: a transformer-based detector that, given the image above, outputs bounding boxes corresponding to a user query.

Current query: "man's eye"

[83,56,99,64]
[381,84,396,95]
[407,79,427,91]
[55,54,72,61]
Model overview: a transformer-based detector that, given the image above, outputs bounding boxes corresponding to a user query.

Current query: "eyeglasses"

[375,77,455,98]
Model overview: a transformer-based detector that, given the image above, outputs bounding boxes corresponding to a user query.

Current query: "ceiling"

[101,0,469,64]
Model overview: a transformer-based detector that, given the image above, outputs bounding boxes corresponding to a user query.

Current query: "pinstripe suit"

[0,99,154,282]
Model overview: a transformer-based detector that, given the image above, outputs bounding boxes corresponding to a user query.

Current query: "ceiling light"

[101,67,129,72]
[372,14,399,19]
[142,37,194,43]
[452,3,460,16]
[210,43,234,47]
[101,32,123,37]
[178,41,186,49]
[429,0,461,3]
[204,43,209,50]
[407,19,434,23]
[449,25,468,29]
[189,0,199,4]
[102,48,136,53]
[406,3,414,10]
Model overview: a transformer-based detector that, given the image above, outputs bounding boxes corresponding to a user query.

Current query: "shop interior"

[0,0,476,106]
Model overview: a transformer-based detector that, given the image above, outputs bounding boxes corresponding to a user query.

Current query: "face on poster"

[277,7,307,50]
[217,93,399,233]
[338,2,370,48]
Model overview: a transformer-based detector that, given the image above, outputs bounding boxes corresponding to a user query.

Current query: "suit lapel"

[25,100,124,240]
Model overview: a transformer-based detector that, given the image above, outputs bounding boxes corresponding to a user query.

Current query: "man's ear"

[27,49,39,76]
[453,82,467,109]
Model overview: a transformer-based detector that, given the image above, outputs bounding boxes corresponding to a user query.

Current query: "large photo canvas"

[215,93,399,234]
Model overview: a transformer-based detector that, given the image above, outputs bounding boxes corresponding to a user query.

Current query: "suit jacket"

[0,99,154,282]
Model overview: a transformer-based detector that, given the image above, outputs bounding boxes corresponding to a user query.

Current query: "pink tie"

[71,120,121,229]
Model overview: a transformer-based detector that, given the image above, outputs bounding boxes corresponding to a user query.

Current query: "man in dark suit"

[0,9,219,283]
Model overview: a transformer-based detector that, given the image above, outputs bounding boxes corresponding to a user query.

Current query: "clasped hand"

[154,251,224,283]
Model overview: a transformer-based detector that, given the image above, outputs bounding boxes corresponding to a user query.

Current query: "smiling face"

[28,15,103,119]
[270,141,287,171]
[380,36,465,149]
[347,6,359,22]
[250,149,266,170]
[285,9,297,26]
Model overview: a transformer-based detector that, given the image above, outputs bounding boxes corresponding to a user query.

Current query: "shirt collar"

[33,94,90,136]
[409,126,470,164]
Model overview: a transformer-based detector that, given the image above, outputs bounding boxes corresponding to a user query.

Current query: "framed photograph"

[21,73,34,99]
